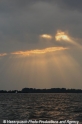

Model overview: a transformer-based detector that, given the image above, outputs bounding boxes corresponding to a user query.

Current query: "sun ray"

[50,51,82,88]
[1,46,82,89]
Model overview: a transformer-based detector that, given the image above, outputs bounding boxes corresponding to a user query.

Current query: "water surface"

[0,93,82,123]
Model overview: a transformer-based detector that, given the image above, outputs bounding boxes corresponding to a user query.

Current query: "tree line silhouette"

[0,88,82,93]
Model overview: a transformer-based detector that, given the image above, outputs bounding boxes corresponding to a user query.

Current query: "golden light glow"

[55,30,82,48]
[40,34,52,39]
[55,30,70,41]
[11,47,68,56]
[0,53,7,57]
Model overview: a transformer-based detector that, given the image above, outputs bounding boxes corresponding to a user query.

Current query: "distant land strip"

[0,88,82,93]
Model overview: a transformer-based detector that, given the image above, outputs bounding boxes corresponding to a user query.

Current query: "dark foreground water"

[0,93,82,123]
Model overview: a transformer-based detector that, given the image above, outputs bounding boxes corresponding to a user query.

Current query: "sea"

[0,93,82,124]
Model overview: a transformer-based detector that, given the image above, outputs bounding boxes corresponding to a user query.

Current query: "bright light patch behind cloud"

[55,30,82,48]
[55,30,70,41]
[11,47,68,56]
[40,34,52,39]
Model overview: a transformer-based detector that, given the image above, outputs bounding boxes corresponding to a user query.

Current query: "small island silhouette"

[0,88,82,93]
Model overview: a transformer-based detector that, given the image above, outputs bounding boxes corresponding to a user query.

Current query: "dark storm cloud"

[59,0,82,11]
[0,0,82,53]
[0,0,36,12]
[47,0,82,11]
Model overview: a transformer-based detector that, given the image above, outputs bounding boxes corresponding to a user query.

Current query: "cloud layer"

[11,47,68,56]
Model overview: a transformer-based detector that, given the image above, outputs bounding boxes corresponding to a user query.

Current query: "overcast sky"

[0,0,82,90]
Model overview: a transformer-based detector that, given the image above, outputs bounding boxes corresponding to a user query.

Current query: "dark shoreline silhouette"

[0,88,82,93]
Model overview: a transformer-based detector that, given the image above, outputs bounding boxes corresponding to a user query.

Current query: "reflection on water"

[0,93,82,123]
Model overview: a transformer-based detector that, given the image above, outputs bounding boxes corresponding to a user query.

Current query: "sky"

[0,0,82,90]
